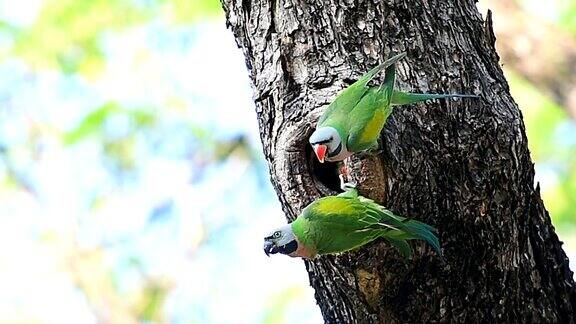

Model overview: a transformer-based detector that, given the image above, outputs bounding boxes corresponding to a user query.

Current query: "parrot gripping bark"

[263,187,441,259]
[309,52,478,163]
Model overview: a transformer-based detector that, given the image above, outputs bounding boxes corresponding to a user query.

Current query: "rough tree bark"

[221,0,576,322]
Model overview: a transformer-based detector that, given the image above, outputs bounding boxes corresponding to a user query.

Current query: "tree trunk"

[220,0,576,322]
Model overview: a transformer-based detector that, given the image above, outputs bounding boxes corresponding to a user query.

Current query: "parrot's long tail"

[400,219,441,256]
[391,90,479,106]
[371,206,442,257]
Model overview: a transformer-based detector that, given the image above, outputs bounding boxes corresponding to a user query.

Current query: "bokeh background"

[0,0,573,322]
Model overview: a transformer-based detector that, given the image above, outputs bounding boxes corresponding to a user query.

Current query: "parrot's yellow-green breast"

[356,109,386,145]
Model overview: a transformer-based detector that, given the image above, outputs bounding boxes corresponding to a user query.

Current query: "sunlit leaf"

[506,69,568,161]
[263,287,306,324]
[9,0,152,75]
[507,68,576,228]
[559,0,576,35]
[63,102,121,145]
[166,0,223,24]
[136,280,172,322]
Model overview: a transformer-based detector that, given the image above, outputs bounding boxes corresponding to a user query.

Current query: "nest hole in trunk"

[306,144,342,194]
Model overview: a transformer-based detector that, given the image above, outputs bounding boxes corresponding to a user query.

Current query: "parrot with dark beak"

[263,187,441,259]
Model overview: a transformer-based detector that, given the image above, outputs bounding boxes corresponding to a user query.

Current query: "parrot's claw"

[339,174,357,192]
[339,165,349,177]
[342,181,358,191]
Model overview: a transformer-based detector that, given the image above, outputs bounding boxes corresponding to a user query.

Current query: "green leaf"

[63,102,121,145]
[505,69,567,162]
[9,0,151,75]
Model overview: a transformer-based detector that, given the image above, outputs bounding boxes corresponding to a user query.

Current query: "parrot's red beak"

[313,144,327,163]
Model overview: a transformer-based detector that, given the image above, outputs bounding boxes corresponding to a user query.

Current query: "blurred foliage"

[166,0,224,24]
[506,71,568,161]
[62,102,156,146]
[7,0,151,76]
[0,0,223,76]
[62,102,157,172]
[559,0,576,35]
[506,69,576,229]
[263,287,306,324]
[0,0,260,322]
[136,280,172,322]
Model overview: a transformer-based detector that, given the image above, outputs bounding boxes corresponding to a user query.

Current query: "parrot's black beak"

[263,241,278,256]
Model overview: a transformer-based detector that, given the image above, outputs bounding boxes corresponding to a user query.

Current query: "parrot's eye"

[273,231,281,238]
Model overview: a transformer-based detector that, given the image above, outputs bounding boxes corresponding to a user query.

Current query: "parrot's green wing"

[346,61,396,152]
[358,194,441,255]
[294,195,387,255]
[317,52,406,128]
[385,237,413,259]
[373,206,441,256]
[293,193,441,258]
[391,90,479,106]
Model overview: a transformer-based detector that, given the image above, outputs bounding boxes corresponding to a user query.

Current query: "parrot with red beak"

[309,52,478,163]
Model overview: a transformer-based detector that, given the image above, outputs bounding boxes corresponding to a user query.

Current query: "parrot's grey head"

[263,224,299,257]
[309,126,342,163]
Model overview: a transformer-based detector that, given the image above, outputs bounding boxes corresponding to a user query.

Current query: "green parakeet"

[309,52,478,163]
[263,188,441,259]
